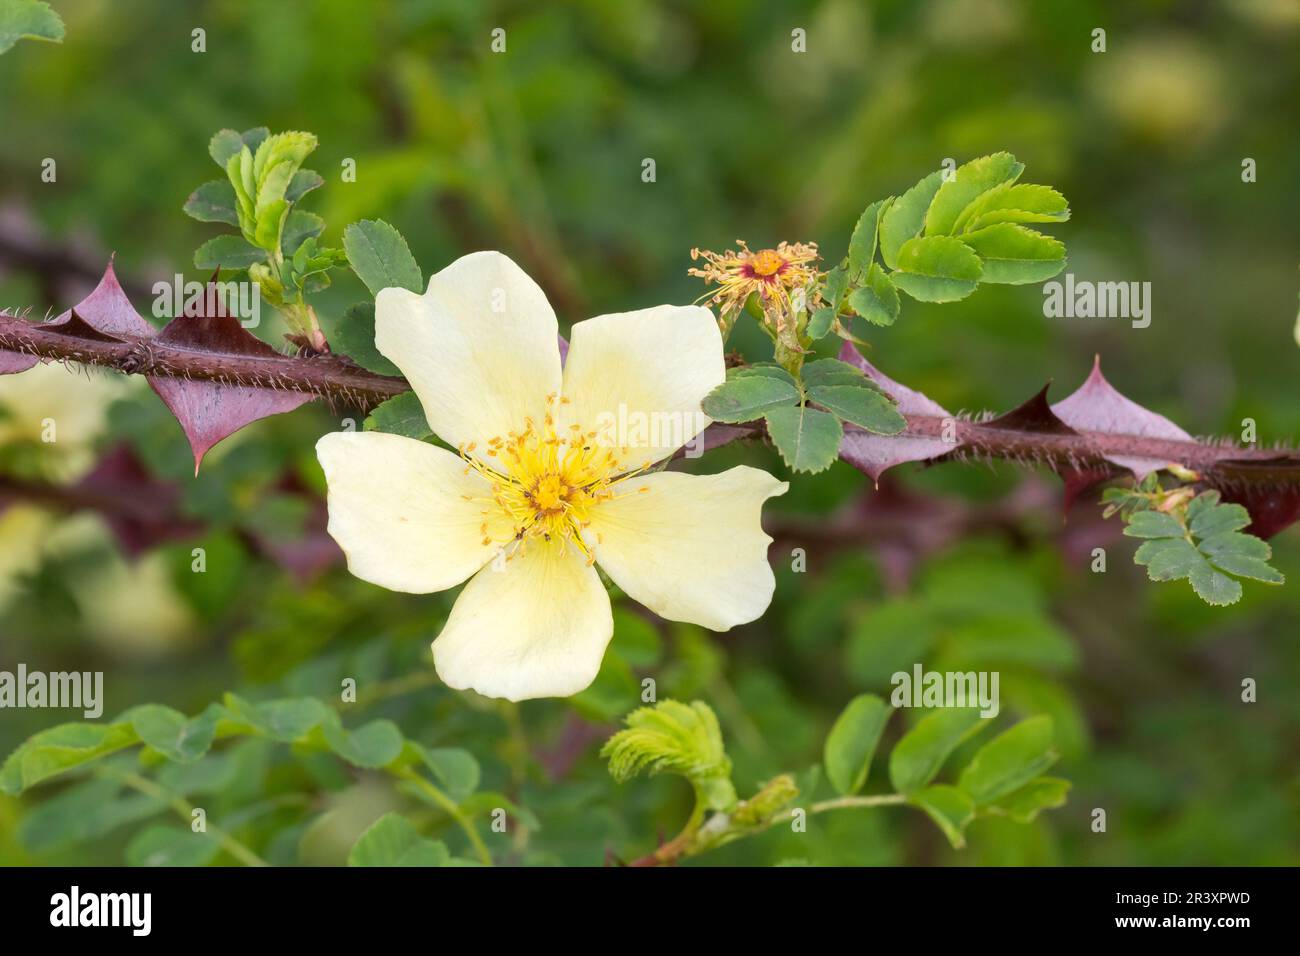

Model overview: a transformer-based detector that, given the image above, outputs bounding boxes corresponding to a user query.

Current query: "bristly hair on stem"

[3,307,1299,486]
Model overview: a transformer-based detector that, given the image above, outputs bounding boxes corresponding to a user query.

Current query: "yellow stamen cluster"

[459,394,647,563]
[688,240,821,342]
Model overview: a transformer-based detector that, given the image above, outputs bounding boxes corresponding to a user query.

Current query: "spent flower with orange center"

[688,240,821,345]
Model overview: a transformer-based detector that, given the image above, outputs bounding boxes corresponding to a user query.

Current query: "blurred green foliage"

[1,0,1298,866]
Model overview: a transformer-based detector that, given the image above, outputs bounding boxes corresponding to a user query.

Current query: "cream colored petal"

[433,544,613,701]
[374,251,562,453]
[587,466,787,631]
[560,305,723,474]
[316,431,499,593]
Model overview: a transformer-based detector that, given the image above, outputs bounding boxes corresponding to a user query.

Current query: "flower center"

[530,473,571,514]
[459,394,647,562]
[748,249,786,277]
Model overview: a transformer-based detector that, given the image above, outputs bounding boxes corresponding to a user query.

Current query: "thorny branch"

[3,307,1299,484]
[880,408,1300,485]
[0,311,407,411]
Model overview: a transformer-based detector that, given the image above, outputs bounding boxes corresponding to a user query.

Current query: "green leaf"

[332,302,402,377]
[878,170,944,270]
[343,219,423,297]
[348,813,449,867]
[701,367,801,423]
[888,708,985,794]
[209,130,245,168]
[764,404,843,474]
[1128,490,1285,604]
[241,127,270,155]
[848,198,892,279]
[807,383,904,434]
[363,391,431,439]
[253,198,289,253]
[955,182,1070,233]
[801,359,880,391]
[989,776,1071,823]
[18,777,162,853]
[890,235,983,303]
[183,180,240,226]
[209,128,268,169]
[0,0,63,55]
[1204,551,1284,584]
[281,210,325,256]
[1123,510,1185,539]
[156,745,249,797]
[252,131,317,191]
[287,237,345,291]
[222,694,331,742]
[960,223,1066,284]
[1133,537,1203,580]
[286,169,324,203]
[194,234,264,271]
[821,263,849,311]
[807,307,837,340]
[809,261,850,338]
[908,785,975,849]
[420,747,480,802]
[322,719,404,769]
[1189,499,1251,538]
[126,825,220,867]
[1129,501,1283,602]
[226,150,255,240]
[1,722,140,794]
[1188,563,1243,606]
[924,152,1024,237]
[1198,530,1271,560]
[823,694,891,795]
[957,716,1057,806]
[730,363,797,381]
[844,264,900,329]
[1184,488,1219,523]
[124,704,218,763]
[243,131,318,253]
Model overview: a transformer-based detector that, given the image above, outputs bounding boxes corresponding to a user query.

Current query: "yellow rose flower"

[316,252,787,701]
[0,360,129,480]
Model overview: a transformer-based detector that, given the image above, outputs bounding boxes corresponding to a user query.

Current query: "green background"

[1,0,1298,865]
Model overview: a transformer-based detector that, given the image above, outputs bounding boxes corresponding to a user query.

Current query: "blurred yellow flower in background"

[1089,35,1227,147]
[0,361,128,480]
[0,362,193,651]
